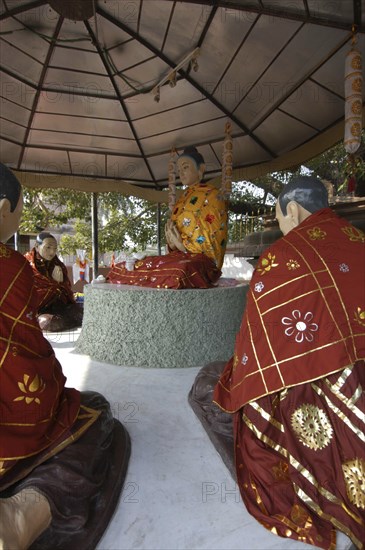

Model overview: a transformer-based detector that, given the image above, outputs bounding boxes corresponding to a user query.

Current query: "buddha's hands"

[165,220,186,252]
[52,265,64,283]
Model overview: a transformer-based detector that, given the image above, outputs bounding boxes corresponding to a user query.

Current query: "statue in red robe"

[108,147,228,288]
[25,232,83,332]
[190,176,365,549]
[0,164,130,549]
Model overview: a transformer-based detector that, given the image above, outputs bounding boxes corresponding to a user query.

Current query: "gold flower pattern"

[351,55,362,70]
[351,100,362,116]
[272,460,290,482]
[256,252,279,275]
[341,226,365,243]
[290,504,313,529]
[354,307,365,327]
[14,374,46,405]
[291,403,333,451]
[0,243,11,258]
[342,458,365,509]
[352,78,362,93]
[307,227,327,240]
[286,259,300,271]
[351,122,361,137]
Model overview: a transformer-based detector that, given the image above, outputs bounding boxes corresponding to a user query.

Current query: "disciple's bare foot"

[0,488,51,550]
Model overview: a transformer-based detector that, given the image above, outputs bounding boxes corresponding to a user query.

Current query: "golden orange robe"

[0,244,98,490]
[214,209,365,549]
[171,183,228,269]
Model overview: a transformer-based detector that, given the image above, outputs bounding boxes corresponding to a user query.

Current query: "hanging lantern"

[168,147,177,212]
[220,122,233,200]
[344,28,362,154]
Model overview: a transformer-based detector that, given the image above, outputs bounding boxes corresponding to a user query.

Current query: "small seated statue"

[108,146,228,288]
[25,232,83,331]
[0,163,131,549]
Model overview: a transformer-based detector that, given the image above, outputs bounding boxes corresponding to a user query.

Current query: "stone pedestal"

[76,283,249,368]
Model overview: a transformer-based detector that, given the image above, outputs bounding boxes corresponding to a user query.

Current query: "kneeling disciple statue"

[189,175,365,549]
[0,163,131,550]
[25,232,83,331]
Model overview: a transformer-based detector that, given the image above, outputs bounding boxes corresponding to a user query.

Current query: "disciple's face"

[275,200,292,236]
[177,157,202,187]
[38,237,58,261]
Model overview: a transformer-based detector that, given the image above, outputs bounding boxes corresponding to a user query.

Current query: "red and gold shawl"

[0,245,98,489]
[214,208,365,410]
[24,248,75,310]
[108,250,221,289]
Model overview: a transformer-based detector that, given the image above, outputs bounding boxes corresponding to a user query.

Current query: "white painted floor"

[47,329,354,550]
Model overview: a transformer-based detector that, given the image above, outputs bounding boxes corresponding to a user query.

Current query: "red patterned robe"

[214,209,365,549]
[24,248,75,311]
[0,244,98,490]
[108,183,227,289]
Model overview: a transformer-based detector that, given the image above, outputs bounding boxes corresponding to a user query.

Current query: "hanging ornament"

[220,121,233,200]
[344,27,362,154]
[168,147,177,212]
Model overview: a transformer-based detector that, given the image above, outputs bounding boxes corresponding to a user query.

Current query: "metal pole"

[91,192,99,279]
[14,231,19,251]
[157,202,161,255]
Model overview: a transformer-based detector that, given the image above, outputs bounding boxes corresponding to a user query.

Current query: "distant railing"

[229,206,275,243]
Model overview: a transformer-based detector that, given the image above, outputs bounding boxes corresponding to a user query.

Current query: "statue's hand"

[52,265,64,283]
[165,219,176,250]
[165,220,186,252]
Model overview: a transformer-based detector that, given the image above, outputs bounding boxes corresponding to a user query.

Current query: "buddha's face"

[38,237,58,261]
[275,201,292,236]
[177,157,203,187]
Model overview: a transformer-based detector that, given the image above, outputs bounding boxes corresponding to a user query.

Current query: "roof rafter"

[251,33,352,132]
[17,15,63,168]
[97,4,276,159]
[84,19,159,188]
[0,0,48,21]
[177,0,365,32]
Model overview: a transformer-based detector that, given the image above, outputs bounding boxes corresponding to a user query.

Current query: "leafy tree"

[20,188,170,256]
[20,134,364,253]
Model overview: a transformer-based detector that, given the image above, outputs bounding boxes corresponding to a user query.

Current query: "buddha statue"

[108,146,228,289]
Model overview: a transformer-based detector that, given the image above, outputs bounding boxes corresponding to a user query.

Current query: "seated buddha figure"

[25,232,83,331]
[108,146,228,289]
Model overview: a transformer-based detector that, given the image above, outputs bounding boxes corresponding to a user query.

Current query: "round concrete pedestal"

[76,283,249,368]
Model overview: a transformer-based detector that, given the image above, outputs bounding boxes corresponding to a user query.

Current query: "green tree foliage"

[20,188,170,256]
[20,135,364,252]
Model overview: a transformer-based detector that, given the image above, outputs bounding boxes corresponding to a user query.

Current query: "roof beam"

[176,1,365,32]
[84,19,159,188]
[17,15,63,169]
[250,33,352,133]
[0,0,48,21]
[97,5,276,158]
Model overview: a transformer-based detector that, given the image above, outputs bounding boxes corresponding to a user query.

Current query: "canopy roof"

[0,0,364,202]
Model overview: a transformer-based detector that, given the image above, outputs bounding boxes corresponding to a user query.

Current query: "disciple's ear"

[286,200,301,229]
[0,198,11,221]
